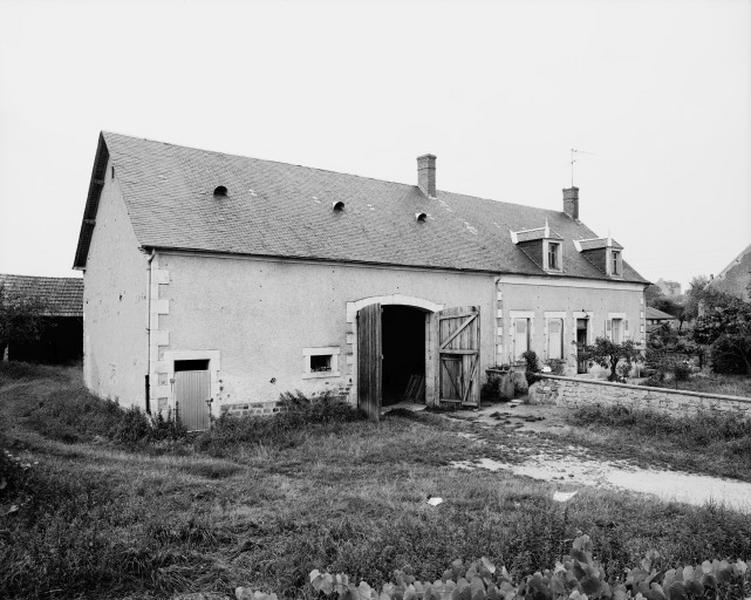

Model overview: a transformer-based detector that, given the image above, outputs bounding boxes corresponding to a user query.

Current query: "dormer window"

[574,236,624,278]
[511,220,563,273]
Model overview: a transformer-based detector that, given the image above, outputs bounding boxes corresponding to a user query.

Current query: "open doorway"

[576,318,589,374]
[381,305,426,406]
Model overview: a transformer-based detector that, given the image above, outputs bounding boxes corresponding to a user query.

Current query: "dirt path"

[444,402,751,513]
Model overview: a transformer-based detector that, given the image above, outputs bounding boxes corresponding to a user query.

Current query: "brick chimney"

[417,154,437,198]
[563,186,579,220]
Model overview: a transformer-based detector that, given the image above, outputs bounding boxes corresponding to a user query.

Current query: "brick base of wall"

[220,400,288,418]
[529,375,751,417]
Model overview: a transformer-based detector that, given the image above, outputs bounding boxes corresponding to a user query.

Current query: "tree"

[692,291,751,375]
[0,282,45,361]
[644,284,663,307]
[584,337,642,382]
[683,275,711,324]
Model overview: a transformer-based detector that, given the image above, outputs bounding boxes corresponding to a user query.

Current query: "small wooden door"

[437,306,480,407]
[357,303,382,420]
[175,368,211,431]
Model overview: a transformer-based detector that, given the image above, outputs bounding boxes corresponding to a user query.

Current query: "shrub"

[480,376,501,403]
[111,406,153,446]
[521,350,540,386]
[673,360,691,381]
[711,335,751,375]
[544,358,566,375]
[151,409,188,441]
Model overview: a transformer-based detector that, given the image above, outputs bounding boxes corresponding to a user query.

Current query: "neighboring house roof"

[0,274,83,317]
[73,131,648,283]
[646,306,677,321]
[709,243,751,302]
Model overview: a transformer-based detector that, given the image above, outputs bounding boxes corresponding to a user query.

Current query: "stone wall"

[529,374,751,417]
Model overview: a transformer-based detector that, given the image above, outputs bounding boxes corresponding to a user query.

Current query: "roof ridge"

[0,273,82,281]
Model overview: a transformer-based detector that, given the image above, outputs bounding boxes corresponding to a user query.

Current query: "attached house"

[73,132,648,428]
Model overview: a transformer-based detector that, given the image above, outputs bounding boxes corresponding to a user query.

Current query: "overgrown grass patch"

[179,459,244,479]
[0,360,72,383]
[565,403,751,480]
[195,392,366,456]
[645,372,751,398]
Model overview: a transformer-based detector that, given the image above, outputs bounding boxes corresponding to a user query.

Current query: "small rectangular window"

[547,242,560,270]
[303,346,341,378]
[611,250,621,275]
[309,354,332,372]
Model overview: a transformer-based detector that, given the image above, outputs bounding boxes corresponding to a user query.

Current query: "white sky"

[1,0,749,290]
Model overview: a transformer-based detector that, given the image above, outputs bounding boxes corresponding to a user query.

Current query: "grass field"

[2,364,751,599]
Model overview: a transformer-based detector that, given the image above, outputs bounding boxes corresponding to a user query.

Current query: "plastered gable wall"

[497,279,644,369]
[83,162,147,407]
[153,253,496,410]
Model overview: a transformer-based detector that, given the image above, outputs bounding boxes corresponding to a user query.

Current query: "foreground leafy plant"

[237,535,751,600]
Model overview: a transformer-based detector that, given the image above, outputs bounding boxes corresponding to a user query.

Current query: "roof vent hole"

[332,201,345,212]
[213,185,228,197]
[416,212,428,223]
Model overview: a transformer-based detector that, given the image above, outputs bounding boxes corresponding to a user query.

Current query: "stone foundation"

[529,375,751,417]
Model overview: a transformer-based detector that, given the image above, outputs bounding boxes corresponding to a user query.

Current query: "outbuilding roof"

[0,274,83,317]
[74,131,647,283]
[646,306,677,321]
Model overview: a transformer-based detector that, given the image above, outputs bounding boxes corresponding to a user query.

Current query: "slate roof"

[646,306,677,321]
[576,237,624,251]
[513,227,563,243]
[74,131,647,283]
[0,274,83,317]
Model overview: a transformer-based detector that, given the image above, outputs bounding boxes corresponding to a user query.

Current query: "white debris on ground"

[426,497,444,506]
[451,454,751,513]
[552,490,578,502]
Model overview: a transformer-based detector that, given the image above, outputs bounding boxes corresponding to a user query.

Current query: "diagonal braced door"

[437,306,480,408]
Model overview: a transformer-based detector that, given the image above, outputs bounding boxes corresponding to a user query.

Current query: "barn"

[0,274,83,364]
[73,132,648,428]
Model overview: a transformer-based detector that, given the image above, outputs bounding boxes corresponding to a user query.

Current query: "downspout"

[145,249,156,414]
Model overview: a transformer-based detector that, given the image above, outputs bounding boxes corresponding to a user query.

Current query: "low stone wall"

[529,375,751,417]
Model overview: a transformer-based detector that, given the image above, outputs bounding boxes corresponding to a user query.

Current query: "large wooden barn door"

[357,303,382,420]
[437,306,480,408]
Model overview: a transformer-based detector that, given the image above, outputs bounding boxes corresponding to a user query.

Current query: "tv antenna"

[570,148,597,187]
